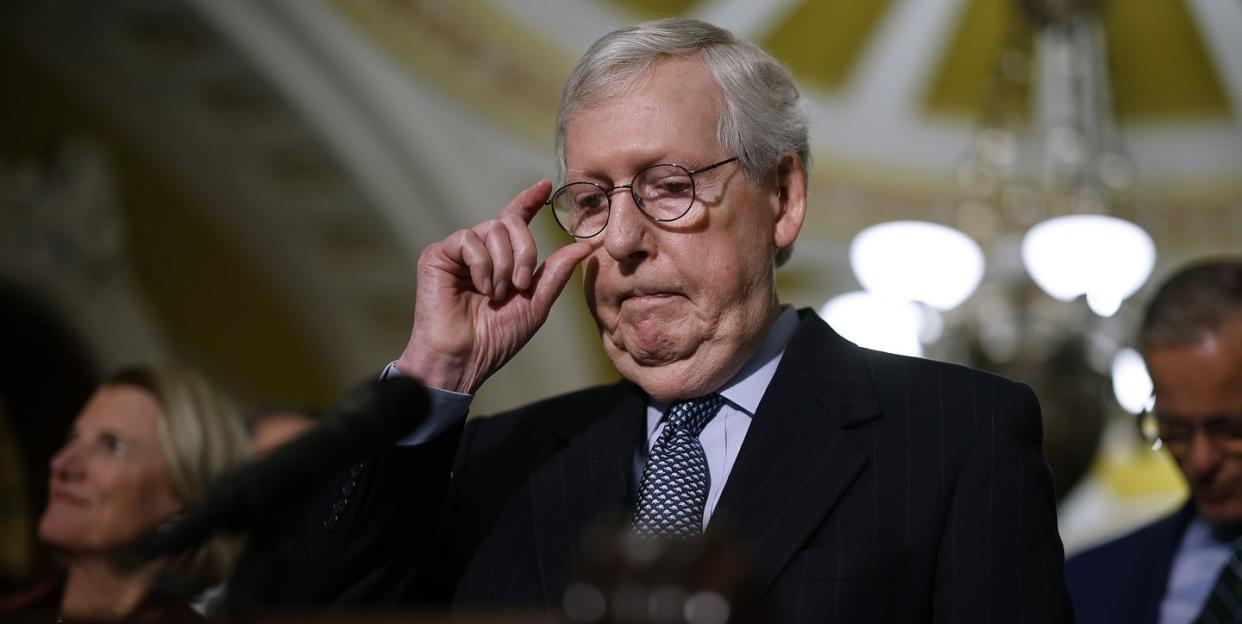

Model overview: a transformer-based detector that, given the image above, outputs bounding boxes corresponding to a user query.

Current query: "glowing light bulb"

[1111,348,1153,415]
[849,221,985,311]
[820,292,925,357]
[1022,214,1155,317]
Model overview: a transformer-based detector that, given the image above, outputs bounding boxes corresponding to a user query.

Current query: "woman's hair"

[102,365,249,589]
[554,18,811,265]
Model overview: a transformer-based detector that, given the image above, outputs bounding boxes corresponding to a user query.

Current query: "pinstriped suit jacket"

[429,309,1074,621]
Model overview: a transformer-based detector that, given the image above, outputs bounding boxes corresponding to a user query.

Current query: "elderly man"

[313,19,1071,622]
[1067,259,1242,624]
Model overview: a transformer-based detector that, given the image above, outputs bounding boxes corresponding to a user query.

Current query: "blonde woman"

[32,366,248,620]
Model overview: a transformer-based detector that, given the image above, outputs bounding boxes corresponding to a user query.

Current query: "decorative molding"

[0,137,171,370]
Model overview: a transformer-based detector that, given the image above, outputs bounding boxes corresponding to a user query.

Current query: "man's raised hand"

[394,180,592,394]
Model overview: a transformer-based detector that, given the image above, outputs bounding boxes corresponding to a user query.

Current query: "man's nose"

[603,187,653,263]
[1186,429,1221,477]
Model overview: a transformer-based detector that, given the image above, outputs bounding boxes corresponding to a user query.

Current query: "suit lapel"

[526,381,645,600]
[711,311,882,592]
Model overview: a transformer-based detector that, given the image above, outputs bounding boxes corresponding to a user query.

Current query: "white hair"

[555,18,812,185]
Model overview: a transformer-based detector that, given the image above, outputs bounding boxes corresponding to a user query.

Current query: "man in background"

[1067,259,1242,624]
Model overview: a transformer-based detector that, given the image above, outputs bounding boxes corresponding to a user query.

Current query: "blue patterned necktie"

[632,394,725,537]
[1195,536,1242,623]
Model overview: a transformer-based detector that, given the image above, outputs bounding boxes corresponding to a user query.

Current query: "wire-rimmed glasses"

[1138,404,1242,454]
[546,156,738,238]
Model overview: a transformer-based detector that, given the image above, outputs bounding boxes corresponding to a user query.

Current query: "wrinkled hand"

[395,180,592,394]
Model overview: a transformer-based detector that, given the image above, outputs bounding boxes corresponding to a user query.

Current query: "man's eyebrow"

[563,155,684,183]
[562,169,610,185]
[1150,404,1191,421]
[1158,410,1242,422]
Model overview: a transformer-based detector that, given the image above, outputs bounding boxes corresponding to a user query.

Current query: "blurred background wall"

[1,0,1239,587]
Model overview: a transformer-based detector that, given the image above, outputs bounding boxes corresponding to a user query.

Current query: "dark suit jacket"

[272,309,1073,622]
[1064,504,1195,624]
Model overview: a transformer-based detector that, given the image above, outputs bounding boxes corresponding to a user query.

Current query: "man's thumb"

[530,242,592,313]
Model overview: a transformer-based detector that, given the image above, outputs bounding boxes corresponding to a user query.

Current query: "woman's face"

[38,385,182,554]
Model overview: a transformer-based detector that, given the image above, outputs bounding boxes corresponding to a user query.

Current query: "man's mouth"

[625,293,676,303]
[620,287,685,304]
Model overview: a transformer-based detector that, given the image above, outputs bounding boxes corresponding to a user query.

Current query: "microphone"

[131,376,429,564]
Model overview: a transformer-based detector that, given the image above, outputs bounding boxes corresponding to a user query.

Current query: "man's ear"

[771,152,807,260]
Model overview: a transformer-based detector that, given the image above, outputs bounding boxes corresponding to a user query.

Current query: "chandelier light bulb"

[820,291,925,357]
[1047,126,1086,167]
[1085,291,1123,317]
[1021,214,1156,317]
[849,220,985,311]
[1111,348,1153,415]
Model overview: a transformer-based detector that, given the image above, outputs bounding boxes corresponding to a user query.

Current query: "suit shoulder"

[499,382,630,417]
[862,346,1033,402]
[850,347,1043,449]
[488,381,629,427]
[463,381,630,451]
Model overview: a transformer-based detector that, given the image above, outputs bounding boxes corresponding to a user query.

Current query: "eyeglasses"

[1138,408,1242,454]
[546,156,739,238]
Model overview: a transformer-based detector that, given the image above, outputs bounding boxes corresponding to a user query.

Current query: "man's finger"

[456,230,493,295]
[482,220,514,300]
[500,179,554,224]
[500,214,539,291]
[529,242,592,315]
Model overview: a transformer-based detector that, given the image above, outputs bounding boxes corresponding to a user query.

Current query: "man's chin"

[1196,500,1242,528]
[607,344,737,402]
[605,324,694,365]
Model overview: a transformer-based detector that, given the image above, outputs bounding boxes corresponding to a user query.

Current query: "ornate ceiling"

[1,0,1239,412]
[337,0,1242,182]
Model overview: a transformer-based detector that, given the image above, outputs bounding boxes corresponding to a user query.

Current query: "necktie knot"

[665,394,725,438]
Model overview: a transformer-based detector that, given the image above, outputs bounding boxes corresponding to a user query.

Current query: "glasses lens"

[1156,417,1193,450]
[552,182,609,237]
[1154,414,1242,455]
[1210,415,1242,452]
[634,165,694,221]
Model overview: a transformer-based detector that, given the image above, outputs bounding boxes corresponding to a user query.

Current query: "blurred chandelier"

[827,0,1155,350]
[823,0,1159,496]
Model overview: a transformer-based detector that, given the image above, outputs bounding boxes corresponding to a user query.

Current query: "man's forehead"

[573,56,720,115]
[569,54,718,111]
[562,59,725,174]
[1147,331,1242,415]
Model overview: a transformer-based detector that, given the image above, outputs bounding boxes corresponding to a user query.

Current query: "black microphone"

[131,376,429,563]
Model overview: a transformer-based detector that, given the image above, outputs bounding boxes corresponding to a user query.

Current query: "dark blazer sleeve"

[321,423,463,605]
[932,380,1074,623]
[226,421,463,610]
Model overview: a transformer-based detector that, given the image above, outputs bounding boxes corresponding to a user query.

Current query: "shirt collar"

[717,306,799,415]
